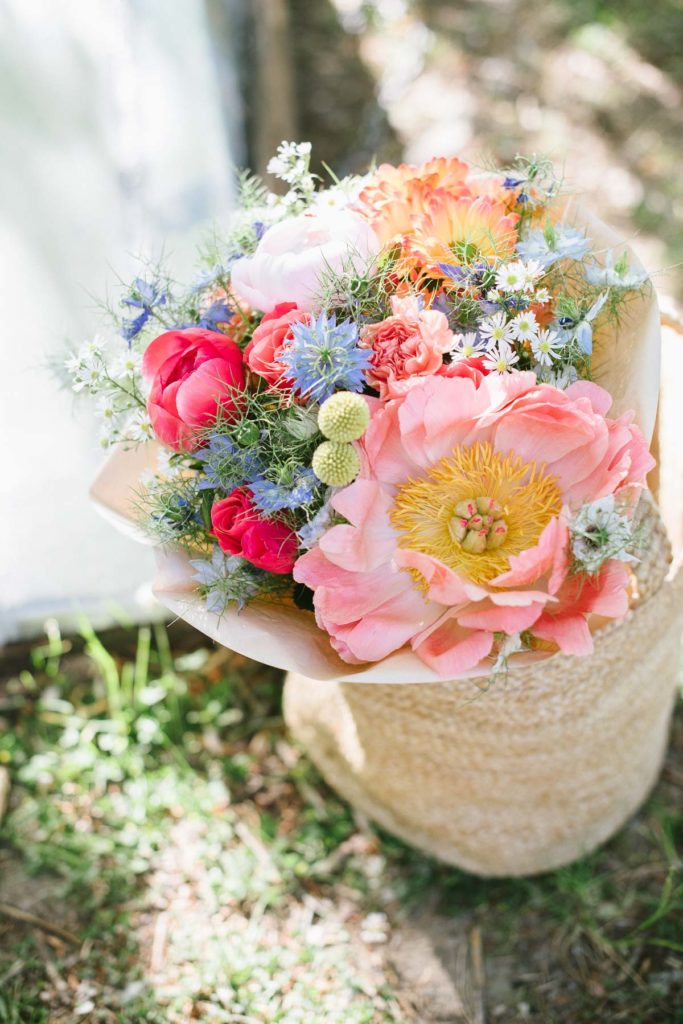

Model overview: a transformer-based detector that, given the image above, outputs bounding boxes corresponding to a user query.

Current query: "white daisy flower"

[156,448,183,479]
[111,350,142,379]
[486,287,502,303]
[521,259,544,291]
[124,412,155,444]
[479,311,514,345]
[533,286,551,305]
[531,328,564,366]
[76,337,105,369]
[449,331,484,359]
[483,341,519,374]
[96,395,117,421]
[509,311,539,343]
[495,261,526,293]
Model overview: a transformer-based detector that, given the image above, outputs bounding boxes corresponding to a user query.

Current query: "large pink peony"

[294,374,654,677]
[230,209,379,314]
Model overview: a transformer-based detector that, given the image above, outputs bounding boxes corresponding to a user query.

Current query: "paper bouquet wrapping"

[79,147,681,876]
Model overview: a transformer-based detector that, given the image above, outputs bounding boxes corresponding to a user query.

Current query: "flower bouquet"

[75,144,682,874]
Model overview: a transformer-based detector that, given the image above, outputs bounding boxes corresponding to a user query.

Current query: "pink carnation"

[360,295,455,399]
[294,374,653,677]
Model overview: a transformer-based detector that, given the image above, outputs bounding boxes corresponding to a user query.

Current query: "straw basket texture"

[284,496,683,876]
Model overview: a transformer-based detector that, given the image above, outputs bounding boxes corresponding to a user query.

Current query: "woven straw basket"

[284,495,683,876]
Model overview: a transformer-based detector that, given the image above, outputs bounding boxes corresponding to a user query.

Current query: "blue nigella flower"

[298,499,336,550]
[197,299,233,330]
[190,546,261,613]
[430,293,451,318]
[574,291,609,356]
[585,250,647,289]
[250,467,318,514]
[278,312,371,403]
[437,263,468,284]
[121,276,167,343]
[516,225,589,269]
[195,434,265,492]
[121,311,150,342]
[503,295,530,312]
[503,176,524,189]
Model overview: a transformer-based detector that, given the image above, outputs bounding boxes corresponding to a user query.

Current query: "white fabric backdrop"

[0,0,242,642]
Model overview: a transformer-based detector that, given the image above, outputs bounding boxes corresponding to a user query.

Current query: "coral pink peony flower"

[360,295,455,399]
[212,488,298,574]
[294,374,653,676]
[244,302,309,389]
[230,209,379,313]
[143,328,245,451]
[437,355,489,387]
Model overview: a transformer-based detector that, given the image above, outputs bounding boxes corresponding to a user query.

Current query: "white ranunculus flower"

[230,209,379,313]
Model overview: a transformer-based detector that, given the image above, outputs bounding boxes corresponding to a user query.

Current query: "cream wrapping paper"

[91,207,661,683]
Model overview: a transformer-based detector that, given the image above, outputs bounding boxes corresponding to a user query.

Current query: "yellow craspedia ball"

[318,392,370,443]
[311,441,360,487]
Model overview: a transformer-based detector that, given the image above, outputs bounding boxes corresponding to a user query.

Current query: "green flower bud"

[318,392,370,443]
[234,420,260,446]
[311,441,360,487]
[284,405,320,440]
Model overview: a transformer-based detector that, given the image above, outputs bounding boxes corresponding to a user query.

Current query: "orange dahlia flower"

[405,193,520,281]
[357,156,470,243]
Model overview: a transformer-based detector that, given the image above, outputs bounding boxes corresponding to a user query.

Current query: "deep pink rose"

[142,328,245,451]
[244,303,309,389]
[211,488,298,574]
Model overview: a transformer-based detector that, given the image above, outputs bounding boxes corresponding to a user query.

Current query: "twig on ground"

[0,901,80,945]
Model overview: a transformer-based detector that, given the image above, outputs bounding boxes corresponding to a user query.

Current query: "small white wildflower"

[66,336,109,393]
[449,331,483,359]
[495,260,526,293]
[267,141,316,205]
[571,496,638,574]
[96,395,117,420]
[486,287,502,303]
[483,341,519,374]
[77,337,105,368]
[97,415,121,447]
[479,311,514,345]
[533,286,551,304]
[509,310,539,343]
[110,350,142,379]
[267,140,312,179]
[531,328,564,366]
[521,258,544,291]
[156,448,182,478]
[124,411,155,443]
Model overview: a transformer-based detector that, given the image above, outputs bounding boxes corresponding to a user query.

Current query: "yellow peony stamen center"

[391,442,562,587]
